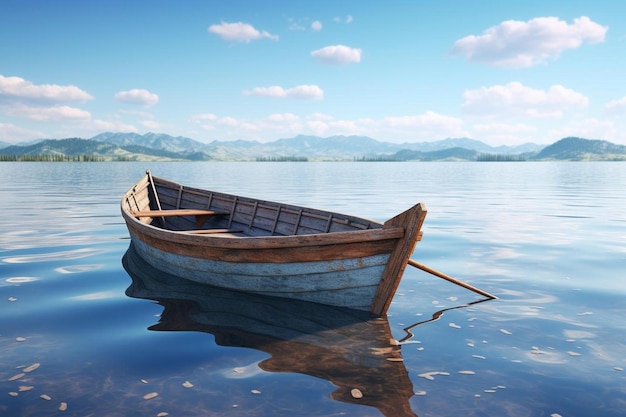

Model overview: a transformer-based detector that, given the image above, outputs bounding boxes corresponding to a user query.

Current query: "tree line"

[256,156,308,162]
[1,154,107,162]
[476,153,526,162]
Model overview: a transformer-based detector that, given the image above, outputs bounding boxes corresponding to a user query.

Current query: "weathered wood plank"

[132,209,229,229]
[129,224,399,263]
[153,175,377,233]
[370,203,427,315]
[131,239,385,307]
[180,229,244,235]
[132,209,229,217]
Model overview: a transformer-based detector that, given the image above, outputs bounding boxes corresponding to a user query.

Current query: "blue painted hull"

[131,235,389,310]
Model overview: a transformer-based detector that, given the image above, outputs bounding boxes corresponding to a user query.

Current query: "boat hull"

[121,171,427,314]
[130,236,389,309]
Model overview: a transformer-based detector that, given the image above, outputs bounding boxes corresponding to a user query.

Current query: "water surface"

[1,162,625,416]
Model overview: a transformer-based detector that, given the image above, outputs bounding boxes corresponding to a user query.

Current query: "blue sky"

[1,0,625,145]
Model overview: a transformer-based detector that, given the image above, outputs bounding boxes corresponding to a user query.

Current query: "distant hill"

[393,147,479,161]
[89,132,540,160]
[1,138,117,157]
[91,132,211,155]
[1,132,625,161]
[399,137,540,154]
[534,137,626,161]
[0,138,200,161]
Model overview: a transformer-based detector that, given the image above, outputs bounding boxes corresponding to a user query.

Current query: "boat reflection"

[123,243,418,417]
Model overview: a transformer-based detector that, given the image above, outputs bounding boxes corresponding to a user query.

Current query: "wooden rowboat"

[121,170,427,315]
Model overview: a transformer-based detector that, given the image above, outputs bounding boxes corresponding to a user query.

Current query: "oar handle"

[407,259,496,300]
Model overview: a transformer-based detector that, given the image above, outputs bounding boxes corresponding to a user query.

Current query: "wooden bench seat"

[179,228,244,235]
[132,209,229,229]
[132,209,229,217]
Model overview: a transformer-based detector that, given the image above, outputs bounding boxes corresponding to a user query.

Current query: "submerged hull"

[121,170,427,315]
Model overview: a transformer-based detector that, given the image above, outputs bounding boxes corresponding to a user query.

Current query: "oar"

[407,259,496,300]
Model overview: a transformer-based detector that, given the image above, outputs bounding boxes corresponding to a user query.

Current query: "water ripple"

[2,248,103,263]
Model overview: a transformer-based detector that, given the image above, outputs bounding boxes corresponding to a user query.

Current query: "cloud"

[287,18,306,31]
[382,111,466,139]
[217,116,238,126]
[605,96,626,113]
[117,109,155,119]
[191,113,218,122]
[328,119,359,132]
[311,45,362,65]
[89,119,138,133]
[244,85,323,100]
[472,122,537,135]
[0,75,93,103]
[267,113,300,122]
[191,113,218,131]
[0,122,46,143]
[311,21,322,31]
[384,111,463,129]
[549,118,617,142]
[115,89,159,107]
[23,105,90,121]
[4,103,90,121]
[191,114,245,132]
[311,118,380,137]
[306,120,329,136]
[208,21,278,42]
[141,120,168,130]
[307,112,334,121]
[462,82,588,118]
[470,122,538,145]
[451,16,608,67]
[333,15,353,24]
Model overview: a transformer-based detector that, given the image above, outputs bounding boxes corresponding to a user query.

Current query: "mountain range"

[1,133,625,161]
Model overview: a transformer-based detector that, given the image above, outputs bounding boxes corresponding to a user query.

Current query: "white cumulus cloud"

[28,105,91,121]
[311,45,362,65]
[244,85,323,100]
[115,89,159,107]
[549,118,617,142]
[307,112,334,121]
[267,113,300,122]
[383,111,465,139]
[605,96,626,112]
[306,120,329,136]
[451,16,608,67]
[0,122,46,143]
[311,21,322,31]
[472,122,537,135]
[5,103,90,121]
[218,116,239,127]
[208,21,278,42]
[384,111,463,129]
[192,113,219,122]
[89,119,138,134]
[463,82,588,118]
[0,75,93,102]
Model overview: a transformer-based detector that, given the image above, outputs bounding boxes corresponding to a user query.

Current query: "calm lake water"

[1,161,625,416]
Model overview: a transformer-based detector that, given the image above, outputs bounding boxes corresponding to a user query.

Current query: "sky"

[1,0,625,146]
